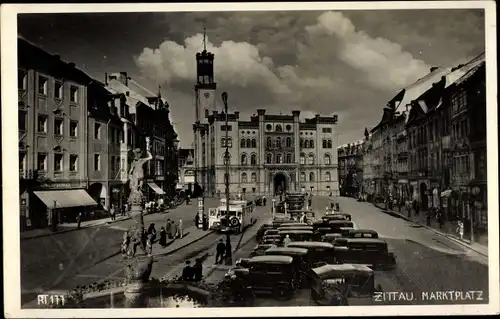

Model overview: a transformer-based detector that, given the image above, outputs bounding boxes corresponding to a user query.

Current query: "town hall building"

[192,37,340,197]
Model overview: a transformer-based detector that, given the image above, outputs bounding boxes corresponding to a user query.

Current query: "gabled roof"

[445,52,485,87]
[106,79,151,114]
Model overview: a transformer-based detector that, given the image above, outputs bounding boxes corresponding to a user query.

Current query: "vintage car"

[249,243,278,258]
[321,233,342,243]
[347,229,379,239]
[279,230,315,242]
[247,255,298,299]
[310,263,377,305]
[287,210,316,224]
[278,222,309,229]
[262,234,282,244]
[339,227,355,237]
[328,220,355,233]
[333,237,349,247]
[322,214,351,222]
[272,218,295,228]
[285,193,306,211]
[256,223,274,242]
[287,241,342,267]
[264,247,309,287]
[341,238,396,269]
[278,226,314,232]
[263,229,280,237]
[314,226,336,235]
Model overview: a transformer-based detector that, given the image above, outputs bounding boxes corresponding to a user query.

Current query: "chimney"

[234,111,240,119]
[430,66,439,73]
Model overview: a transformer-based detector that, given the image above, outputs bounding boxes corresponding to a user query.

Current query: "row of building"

[338,53,487,232]
[18,37,179,230]
[188,44,340,196]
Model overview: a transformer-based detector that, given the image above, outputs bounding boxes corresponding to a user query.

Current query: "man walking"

[215,239,225,264]
[76,212,82,229]
[110,204,116,221]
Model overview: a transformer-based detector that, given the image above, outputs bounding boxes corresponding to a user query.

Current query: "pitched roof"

[106,79,150,113]
[445,52,485,87]
[394,66,452,113]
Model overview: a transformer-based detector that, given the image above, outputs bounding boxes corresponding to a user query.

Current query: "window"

[286,137,292,148]
[300,172,306,181]
[310,140,315,148]
[223,154,231,165]
[300,154,305,165]
[286,153,292,163]
[94,123,101,140]
[275,124,282,132]
[323,139,327,148]
[322,127,332,133]
[94,154,101,171]
[251,173,257,182]
[55,82,63,99]
[54,118,63,135]
[37,153,47,171]
[241,154,247,165]
[38,76,48,95]
[276,138,281,148]
[70,86,78,102]
[241,173,248,183]
[324,154,331,165]
[304,140,309,148]
[69,155,78,171]
[251,139,257,148]
[240,139,246,148]
[227,138,233,148]
[300,139,304,148]
[276,153,283,164]
[19,110,27,131]
[325,172,331,181]
[19,152,25,173]
[266,124,272,131]
[309,172,315,181]
[221,138,226,147]
[246,139,252,148]
[18,69,27,90]
[37,115,47,133]
[266,153,272,164]
[221,125,232,131]
[251,154,257,165]
[53,153,63,172]
[323,139,332,148]
[267,137,272,148]
[308,154,315,165]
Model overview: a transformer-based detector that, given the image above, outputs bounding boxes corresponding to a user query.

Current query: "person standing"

[193,258,203,282]
[110,205,116,221]
[215,239,225,264]
[283,234,292,247]
[170,220,178,240]
[146,233,153,255]
[147,223,157,243]
[182,260,194,281]
[76,212,82,229]
[159,226,167,248]
[262,195,267,206]
[166,218,172,240]
[178,219,184,238]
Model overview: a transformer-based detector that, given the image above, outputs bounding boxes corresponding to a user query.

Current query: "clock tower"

[193,29,216,191]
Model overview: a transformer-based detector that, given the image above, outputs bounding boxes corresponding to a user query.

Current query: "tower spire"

[203,28,207,52]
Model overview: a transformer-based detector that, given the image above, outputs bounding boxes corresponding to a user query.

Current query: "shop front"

[109,183,126,211]
[28,180,97,230]
[146,180,166,206]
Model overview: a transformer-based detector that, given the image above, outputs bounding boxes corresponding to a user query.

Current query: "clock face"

[204,92,210,98]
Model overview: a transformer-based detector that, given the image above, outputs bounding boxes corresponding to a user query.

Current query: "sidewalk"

[372,202,488,257]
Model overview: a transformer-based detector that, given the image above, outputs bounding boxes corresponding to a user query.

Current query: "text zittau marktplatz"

[373,290,485,302]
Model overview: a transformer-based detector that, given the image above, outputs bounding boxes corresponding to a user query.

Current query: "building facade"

[177,148,195,194]
[337,140,364,197]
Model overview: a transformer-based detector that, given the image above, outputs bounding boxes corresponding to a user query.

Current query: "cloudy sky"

[18,9,485,147]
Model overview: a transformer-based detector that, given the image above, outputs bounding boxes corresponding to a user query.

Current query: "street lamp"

[469,185,480,244]
[221,92,232,264]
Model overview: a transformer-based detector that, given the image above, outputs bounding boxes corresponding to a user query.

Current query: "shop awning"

[147,182,165,195]
[34,189,97,209]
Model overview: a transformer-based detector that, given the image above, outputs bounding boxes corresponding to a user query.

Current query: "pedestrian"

[76,212,82,229]
[202,214,208,231]
[170,220,178,240]
[283,234,292,247]
[146,233,153,255]
[166,218,172,239]
[194,214,199,228]
[121,231,129,255]
[182,260,194,281]
[178,219,183,239]
[215,239,225,264]
[263,195,267,206]
[159,226,167,248]
[193,258,203,282]
[457,219,464,240]
[124,203,128,215]
[147,223,157,243]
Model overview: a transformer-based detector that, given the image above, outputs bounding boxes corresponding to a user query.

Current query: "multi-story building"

[18,37,95,229]
[448,53,487,232]
[337,140,364,197]
[191,41,339,196]
[177,148,195,194]
[361,129,375,199]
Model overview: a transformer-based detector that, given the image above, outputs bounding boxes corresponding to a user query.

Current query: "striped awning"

[34,189,97,209]
[147,182,165,195]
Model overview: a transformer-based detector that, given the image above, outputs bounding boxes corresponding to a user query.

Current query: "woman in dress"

[159,226,167,248]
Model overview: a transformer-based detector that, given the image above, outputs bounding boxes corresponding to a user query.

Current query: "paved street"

[250,196,488,306]
[20,197,221,305]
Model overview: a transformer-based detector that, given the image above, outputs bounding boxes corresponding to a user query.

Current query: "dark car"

[246,255,298,299]
[264,247,309,287]
[342,238,396,270]
[287,241,343,267]
[347,229,379,239]
[279,230,315,242]
[249,244,278,258]
[257,223,274,242]
[321,233,342,243]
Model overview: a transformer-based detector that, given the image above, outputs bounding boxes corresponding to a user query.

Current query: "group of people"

[181,258,204,282]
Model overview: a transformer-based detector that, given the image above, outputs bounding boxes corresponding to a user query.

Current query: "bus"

[208,198,256,233]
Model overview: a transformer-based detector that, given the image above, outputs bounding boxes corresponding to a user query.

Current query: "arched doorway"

[419,182,428,210]
[273,172,287,196]
[88,183,107,209]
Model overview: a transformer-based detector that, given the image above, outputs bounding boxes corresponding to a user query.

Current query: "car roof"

[349,229,378,234]
[324,233,342,237]
[347,238,386,244]
[279,230,314,234]
[288,241,334,249]
[278,223,309,227]
[312,264,373,278]
[278,226,313,231]
[265,247,308,255]
[250,255,294,264]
